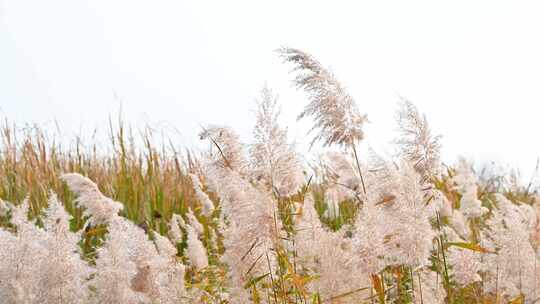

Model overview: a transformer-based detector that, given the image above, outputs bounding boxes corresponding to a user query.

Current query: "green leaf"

[244,272,270,289]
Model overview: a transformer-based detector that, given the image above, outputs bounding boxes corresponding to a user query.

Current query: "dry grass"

[1,115,539,304]
[0,117,198,234]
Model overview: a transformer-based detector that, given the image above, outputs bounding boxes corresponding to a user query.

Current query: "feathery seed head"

[278,47,367,148]
[60,173,123,226]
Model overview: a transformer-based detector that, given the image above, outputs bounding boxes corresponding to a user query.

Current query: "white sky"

[1,0,539,179]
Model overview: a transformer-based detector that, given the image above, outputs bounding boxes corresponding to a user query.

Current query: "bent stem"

[351,144,367,195]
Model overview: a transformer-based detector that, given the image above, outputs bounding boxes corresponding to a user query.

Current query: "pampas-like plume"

[169,214,185,244]
[189,173,215,217]
[176,209,209,271]
[380,162,438,267]
[186,209,204,237]
[61,173,190,303]
[395,97,442,180]
[352,197,390,275]
[207,165,279,302]
[453,158,488,219]
[480,194,539,300]
[278,47,367,148]
[38,193,93,304]
[353,161,438,271]
[295,195,369,301]
[92,208,189,303]
[0,196,92,304]
[0,199,50,303]
[92,217,149,303]
[185,222,209,271]
[151,232,188,304]
[413,269,447,304]
[250,85,305,197]
[199,126,248,174]
[447,247,482,286]
[201,126,281,301]
[60,173,123,226]
[322,152,361,199]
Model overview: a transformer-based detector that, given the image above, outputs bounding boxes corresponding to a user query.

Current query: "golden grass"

[1,116,539,304]
[0,117,199,234]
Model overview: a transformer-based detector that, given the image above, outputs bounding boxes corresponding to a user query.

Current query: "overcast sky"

[1,1,539,179]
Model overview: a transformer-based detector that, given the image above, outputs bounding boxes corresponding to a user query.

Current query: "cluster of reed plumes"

[1,48,539,304]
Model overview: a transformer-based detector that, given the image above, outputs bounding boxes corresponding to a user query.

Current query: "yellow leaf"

[508,295,524,304]
[446,242,495,254]
[371,274,385,304]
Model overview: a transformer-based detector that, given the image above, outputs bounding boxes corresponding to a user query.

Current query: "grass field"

[0,48,539,304]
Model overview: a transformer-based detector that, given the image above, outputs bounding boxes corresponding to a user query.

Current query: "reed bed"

[0,48,539,304]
